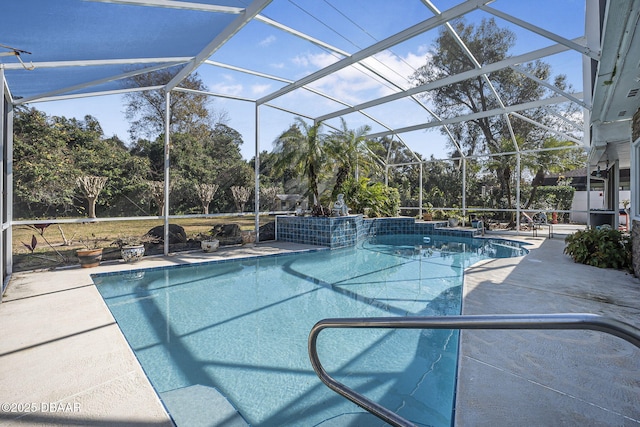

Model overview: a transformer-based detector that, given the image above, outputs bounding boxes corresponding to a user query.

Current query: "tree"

[13,107,153,218]
[207,124,253,212]
[325,118,381,198]
[340,177,400,218]
[13,107,79,217]
[370,136,422,209]
[423,158,463,210]
[260,186,281,211]
[168,123,251,214]
[195,183,219,214]
[71,136,151,216]
[520,138,586,209]
[253,150,303,196]
[230,186,252,212]
[123,69,226,141]
[130,138,164,181]
[76,176,108,218]
[411,18,580,211]
[272,118,328,212]
[484,137,518,214]
[147,180,167,216]
[124,68,253,214]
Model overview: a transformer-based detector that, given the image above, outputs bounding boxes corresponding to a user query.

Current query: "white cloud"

[251,83,271,95]
[291,51,340,69]
[273,47,432,112]
[210,74,243,96]
[211,83,243,96]
[288,49,429,104]
[360,50,429,93]
[259,35,276,47]
[291,55,309,68]
[416,43,431,56]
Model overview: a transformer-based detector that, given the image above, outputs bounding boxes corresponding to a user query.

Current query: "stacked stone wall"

[633,109,640,277]
[633,109,640,141]
[634,219,640,278]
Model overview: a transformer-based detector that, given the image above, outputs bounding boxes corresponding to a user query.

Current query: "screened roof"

[0,0,598,161]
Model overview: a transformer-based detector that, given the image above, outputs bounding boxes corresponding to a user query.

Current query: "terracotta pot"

[241,231,256,245]
[76,248,103,268]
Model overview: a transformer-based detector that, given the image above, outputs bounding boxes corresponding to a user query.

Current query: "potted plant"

[448,211,464,227]
[194,232,220,253]
[240,230,256,246]
[422,203,434,221]
[469,213,484,229]
[77,234,104,268]
[111,234,159,263]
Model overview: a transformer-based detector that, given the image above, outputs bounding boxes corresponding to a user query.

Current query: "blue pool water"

[94,235,526,426]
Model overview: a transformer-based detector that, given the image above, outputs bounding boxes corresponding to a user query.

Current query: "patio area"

[0,233,638,426]
[456,232,640,426]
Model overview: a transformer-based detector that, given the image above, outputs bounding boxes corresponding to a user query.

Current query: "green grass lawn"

[12,216,269,272]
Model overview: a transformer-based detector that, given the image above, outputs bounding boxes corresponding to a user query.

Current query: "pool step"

[160,384,249,427]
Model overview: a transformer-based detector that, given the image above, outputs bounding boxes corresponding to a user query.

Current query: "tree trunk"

[332,166,350,198]
[523,168,546,209]
[230,186,251,213]
[503,166,513,211]
[88,196,97,219]
[153,196,165,216]
[195,183,218,215]
[76,175,108,219]
[147,181,167,216]
[500,166,516,227]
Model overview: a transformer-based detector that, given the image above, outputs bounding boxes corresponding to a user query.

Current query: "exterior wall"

[275,215,481,248]
[568,190,630,224]
[571,191,605,223]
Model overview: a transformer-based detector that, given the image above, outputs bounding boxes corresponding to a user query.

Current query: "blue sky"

[31,0,587,161]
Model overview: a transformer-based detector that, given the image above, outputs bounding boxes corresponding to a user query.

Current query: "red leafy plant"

[21,223,68,264]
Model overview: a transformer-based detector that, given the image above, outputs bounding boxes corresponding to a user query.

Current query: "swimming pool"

[94,235,527,426]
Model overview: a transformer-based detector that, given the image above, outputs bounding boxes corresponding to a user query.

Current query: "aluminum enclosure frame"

[0,0,622,272]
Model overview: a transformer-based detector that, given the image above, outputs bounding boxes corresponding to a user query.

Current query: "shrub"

[564,227,632,270]
[341,177,400,217]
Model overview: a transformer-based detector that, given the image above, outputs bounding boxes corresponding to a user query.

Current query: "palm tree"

[520,137,585,209]
[325,118,381,198]
[486,137,518,211]
[485,138,518,225]
[272,118,327,212]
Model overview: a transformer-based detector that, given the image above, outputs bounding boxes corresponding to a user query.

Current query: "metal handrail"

[308,313,640,427]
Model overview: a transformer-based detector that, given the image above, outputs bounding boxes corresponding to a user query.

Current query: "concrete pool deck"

[455,233,640,426]
[0,242,323,427]
[0,235,638,426]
